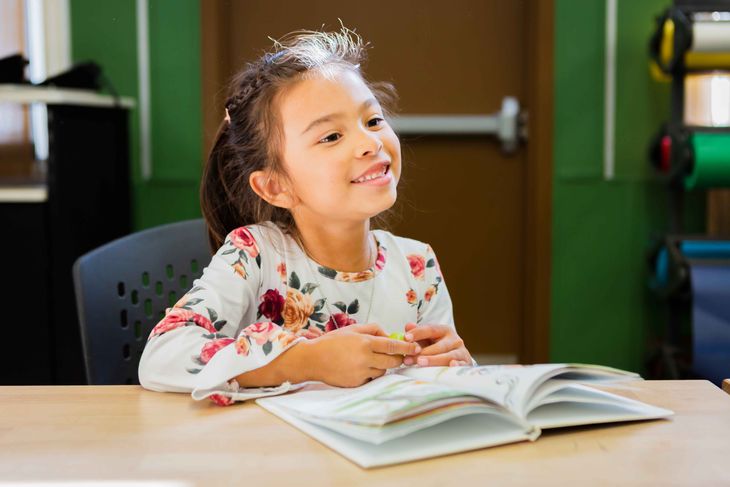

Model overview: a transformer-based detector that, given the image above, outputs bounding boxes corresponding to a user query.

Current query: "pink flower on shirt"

[243,321,279,345]
[209,394,234,406]
[149,307,216,339]
[375,245,386,271]
[229,227,259,258]
[407,254,426,280]
[199,338,234,364]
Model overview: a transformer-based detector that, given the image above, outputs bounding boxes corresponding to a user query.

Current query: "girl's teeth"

[354,168,386,183]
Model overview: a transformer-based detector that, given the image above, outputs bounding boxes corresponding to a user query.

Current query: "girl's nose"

[356,129,383,157]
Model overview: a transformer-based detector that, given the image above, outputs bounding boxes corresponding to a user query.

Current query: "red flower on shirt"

[149,307,216,339]
[258,289,285,322]
[425,285,437,302]
[229,227,259,258]
[199,338,234,365]
[325,312,357,332]
[407,254,426,280]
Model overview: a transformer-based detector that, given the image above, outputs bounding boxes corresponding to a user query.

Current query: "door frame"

[200,0,554,363]
[521,0,553,363]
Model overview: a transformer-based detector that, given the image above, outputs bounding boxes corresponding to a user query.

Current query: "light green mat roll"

[686,132,730,189]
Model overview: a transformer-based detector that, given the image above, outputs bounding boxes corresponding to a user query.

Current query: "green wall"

[70,0,202,230]
[551,0,705,372]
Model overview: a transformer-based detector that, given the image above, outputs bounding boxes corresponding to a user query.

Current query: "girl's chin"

[367,192,398,217]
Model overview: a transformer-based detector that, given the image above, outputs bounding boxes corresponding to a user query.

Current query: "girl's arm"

[138,226,306,405]
[236,323,418,388]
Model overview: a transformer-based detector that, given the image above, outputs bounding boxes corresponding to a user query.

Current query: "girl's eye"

[368,117,385,127]
[319,133,341,144]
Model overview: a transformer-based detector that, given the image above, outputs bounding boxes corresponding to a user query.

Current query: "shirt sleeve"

[415,243,455,327]
[416,243,477,365]
[138,225,305,406]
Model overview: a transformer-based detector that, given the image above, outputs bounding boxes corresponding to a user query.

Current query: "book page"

[257,397,540,468]
[258,374,534,444]
[526,384,673,428]
[396,364,567,412]
[396,363,642,417]
[271,374,508,425]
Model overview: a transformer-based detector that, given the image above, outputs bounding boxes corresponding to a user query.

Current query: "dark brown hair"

[200,25,398,252]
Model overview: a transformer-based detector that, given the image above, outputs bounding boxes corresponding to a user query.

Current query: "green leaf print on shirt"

[318,266,338,279]
[310,312,328,323]
[182,298,203,308]
[289,271,301,290]
[301,282,318,295]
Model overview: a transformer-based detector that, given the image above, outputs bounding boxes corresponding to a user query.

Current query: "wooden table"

[1,380,729,485]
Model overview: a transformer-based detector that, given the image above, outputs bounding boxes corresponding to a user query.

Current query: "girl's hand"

[402,322,472,367]
[308,323,421,388]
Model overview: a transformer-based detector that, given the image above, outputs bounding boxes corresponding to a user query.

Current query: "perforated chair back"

[73,218,211,384]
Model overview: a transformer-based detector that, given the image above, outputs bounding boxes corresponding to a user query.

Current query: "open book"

[256,364,673,468]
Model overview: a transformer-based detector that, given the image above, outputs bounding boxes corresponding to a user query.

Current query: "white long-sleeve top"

[138,221,455,405]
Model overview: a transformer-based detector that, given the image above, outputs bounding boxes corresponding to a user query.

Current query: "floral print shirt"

[138,221,455,406]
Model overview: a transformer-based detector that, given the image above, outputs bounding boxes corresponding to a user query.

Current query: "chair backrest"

[73,218,211,384]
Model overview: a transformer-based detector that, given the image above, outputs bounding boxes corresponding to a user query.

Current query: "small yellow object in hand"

[388,332,405,341]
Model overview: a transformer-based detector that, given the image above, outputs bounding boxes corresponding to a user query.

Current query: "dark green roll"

[685,132,730,189]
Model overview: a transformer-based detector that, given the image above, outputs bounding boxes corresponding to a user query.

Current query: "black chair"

[73,218,211,384]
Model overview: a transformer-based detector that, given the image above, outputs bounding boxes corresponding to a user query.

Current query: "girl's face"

[277,68,401,226]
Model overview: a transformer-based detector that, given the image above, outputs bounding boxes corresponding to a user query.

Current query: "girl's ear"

[249,170,296,209]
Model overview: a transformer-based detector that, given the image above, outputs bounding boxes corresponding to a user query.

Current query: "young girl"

[138,27,473,406]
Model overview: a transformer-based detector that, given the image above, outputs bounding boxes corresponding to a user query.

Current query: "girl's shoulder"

[373,229,435,258]
[221,221,290,256]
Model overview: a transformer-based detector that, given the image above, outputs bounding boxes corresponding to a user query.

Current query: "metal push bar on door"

[389,96,525,153]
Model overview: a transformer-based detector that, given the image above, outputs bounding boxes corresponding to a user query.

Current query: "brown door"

[201,0,552,363]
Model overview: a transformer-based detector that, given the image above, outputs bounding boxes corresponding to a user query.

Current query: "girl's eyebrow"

[300,97,378,135]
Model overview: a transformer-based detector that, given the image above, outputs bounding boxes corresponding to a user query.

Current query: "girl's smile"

[350,162,392,185]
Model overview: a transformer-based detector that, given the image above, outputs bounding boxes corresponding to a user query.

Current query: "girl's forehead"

[278,68,375,129]
[282,68,371,108]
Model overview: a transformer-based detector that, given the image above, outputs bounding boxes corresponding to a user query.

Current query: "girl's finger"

[348,323,387,337]
[419,336,464,356]
[370,352,405,370]
[405,324,450,343]
[404,322,418,332]
[417,350,467,367]
[370,336,421,356]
